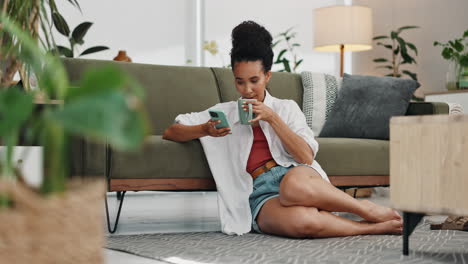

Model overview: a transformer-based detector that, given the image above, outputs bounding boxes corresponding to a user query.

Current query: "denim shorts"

[249,165,292,233]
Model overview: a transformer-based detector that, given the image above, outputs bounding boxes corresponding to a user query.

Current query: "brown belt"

[250,160,278,180]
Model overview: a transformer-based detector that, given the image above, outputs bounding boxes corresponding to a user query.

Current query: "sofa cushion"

[319,73,419,140]
[110,136,212,179]
[315,137,389,176]
[109,136,388,179]
[301,71,341,135]
[211,67,304,106]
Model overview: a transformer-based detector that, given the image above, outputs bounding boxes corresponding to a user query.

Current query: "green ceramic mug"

[237,98,256,125]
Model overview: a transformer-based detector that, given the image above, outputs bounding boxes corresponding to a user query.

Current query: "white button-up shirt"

[175,91,329,235]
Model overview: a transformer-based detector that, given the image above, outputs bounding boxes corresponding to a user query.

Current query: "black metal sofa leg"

[105,191,127,234]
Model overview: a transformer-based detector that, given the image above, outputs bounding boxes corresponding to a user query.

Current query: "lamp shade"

[314,5,373,52]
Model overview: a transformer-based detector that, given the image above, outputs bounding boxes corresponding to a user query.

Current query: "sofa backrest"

[211,68,304,106]
[63,58,221,135]
[62,58,304,135]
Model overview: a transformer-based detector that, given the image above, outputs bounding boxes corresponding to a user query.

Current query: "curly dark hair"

[230,21,273,73]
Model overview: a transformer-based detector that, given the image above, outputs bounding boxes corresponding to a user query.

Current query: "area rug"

[106,218,468,264]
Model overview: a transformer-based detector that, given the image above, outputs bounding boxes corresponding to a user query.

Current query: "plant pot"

[0,179,106,263]
[446,61,460,90]
[459,65,468,89]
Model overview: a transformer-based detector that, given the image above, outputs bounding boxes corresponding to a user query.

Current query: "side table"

[390,114,468,255]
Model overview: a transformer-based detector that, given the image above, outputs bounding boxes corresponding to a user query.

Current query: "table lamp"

[314,5,373,77]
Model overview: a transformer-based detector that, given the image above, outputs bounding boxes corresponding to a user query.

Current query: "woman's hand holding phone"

[203,120,231,137]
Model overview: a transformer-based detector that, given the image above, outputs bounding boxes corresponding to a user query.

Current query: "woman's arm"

[246,101,313,165]
[162,120,231,142]
[268,114,313,165]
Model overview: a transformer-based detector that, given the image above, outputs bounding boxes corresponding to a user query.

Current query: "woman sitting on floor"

[163,20,402,237]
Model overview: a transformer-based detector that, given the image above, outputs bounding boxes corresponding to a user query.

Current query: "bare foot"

[371,219,403,235]
[360,200,402,223]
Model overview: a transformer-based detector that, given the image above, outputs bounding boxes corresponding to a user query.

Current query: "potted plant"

[372,26,422,100]
[50,11,109,58]
[434,30,468,90]
[272,27,303,73]
[0,3,149,263]
[373,26,419,80]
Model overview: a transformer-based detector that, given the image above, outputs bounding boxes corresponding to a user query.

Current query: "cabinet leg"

[403,212,425,255]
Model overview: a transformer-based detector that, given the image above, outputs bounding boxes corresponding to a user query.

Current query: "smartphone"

[208,109,231,130]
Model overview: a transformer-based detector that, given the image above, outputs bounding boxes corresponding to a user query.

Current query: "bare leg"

[279,166,401,223]
[257,197,403,238]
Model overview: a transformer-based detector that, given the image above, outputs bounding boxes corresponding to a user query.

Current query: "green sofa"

[63,58,448,232]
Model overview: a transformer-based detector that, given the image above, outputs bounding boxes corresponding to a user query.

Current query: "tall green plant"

[0,12,149,202]
[0,0,79,88]
[272,27,303,73]
[373,26,419,81]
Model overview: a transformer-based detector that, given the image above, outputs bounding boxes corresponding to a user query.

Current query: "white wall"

[203,0,341,74]
[55,0,343,75]
[55,0,187,65]
[352,0,468,95]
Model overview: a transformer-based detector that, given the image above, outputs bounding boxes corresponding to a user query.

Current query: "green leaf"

[401,53,415,64]
[276,49,287,62]
[373,58,388,63]
[282,59,291,73]
[79,46,109,56]
[390,31,398,39]
[464,30,468,38]
[0,88,34,136]
[272,40,281,48]
[460,55,468,67]
[402,70,418,80]
[373,35,388,40]
[451,40,464,52]
[376,65,393,70]
[394,46,400,55]
[292,43,300,47]
[433,41,440,46]
[47,91,148,151]
[406,42,418,55]
[397,26,419,33]
[56,45,73,57]
[295,59,303,69]
[442,48,453,60]
[397,37,408,55]
[71,22,93,45]
[376,42,393,50]
[52,12,70,37]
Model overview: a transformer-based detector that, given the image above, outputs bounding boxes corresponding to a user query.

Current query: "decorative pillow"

[301,72,341,135]
[319,73,419,140]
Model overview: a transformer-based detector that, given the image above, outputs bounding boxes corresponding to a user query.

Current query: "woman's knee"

[279,170,318,206]
[289,208,324,238]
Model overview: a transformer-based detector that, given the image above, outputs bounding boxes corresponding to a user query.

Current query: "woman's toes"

[393,210,402,220]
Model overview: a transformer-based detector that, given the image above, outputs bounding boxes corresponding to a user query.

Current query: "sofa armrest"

[405,102,449,116]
